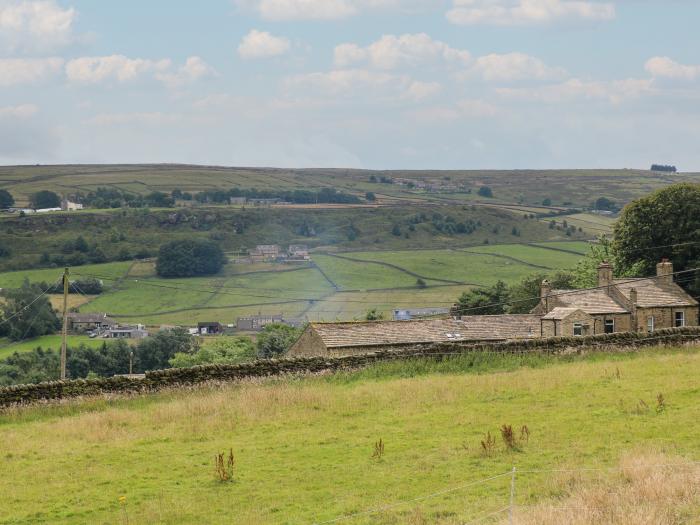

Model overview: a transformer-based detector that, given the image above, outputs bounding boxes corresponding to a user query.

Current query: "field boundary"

[1,327,698,408]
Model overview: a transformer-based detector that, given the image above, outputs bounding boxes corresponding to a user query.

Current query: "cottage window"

[675,311,685,327]
[572,323,582,336]
[604,318,615,334]
[647,316,655,333]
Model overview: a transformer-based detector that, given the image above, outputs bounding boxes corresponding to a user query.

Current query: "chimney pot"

[656,259,673,285]
[597,261,613,287]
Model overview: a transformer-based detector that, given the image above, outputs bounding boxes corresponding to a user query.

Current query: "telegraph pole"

[60,267,69,380]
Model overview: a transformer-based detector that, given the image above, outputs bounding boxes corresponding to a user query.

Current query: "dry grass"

[506,453,700,525]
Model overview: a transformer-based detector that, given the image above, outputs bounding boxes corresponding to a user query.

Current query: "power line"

[0,279,61,327]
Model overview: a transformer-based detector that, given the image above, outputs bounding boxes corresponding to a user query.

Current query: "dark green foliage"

[478,186,493,198]
[0,189,14,209]
[416,278,427,288]
[507,271,576,313]
[68,341,131,378]
[650,164,676,173]
[0,347,60,386]
[454,280,508,315]
[169,337,256,367]
[0,243,11,257]
[74,236,89,253]
[365,192,376,202]
[592,197,618,211]
[156,239,226,277]
[198,187,361,205]
[542,197,552,206]
[134,328,197,372]
[365,308,384,321]
[0,280,61,341]
[256,323,303,359]
[144,191,175,207]
[613,183,700,294]
[391,224,402,236]
[30,190,60,209]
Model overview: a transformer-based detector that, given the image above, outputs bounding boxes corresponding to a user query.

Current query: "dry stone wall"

[1,327,699,408]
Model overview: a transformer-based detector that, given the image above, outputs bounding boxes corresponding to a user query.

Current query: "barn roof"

[308,315,540,349]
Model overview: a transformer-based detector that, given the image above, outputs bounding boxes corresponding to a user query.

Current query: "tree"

[30,190,60,209]
[365,192,376,202]
[651,164,676,173]
[0,280,61,341]
[454,281,508,315]
[133,328,196,372]
[74,236,89,253]
[0,189,14,209]
[170,337,256,367]
[156,239,226,277]
[391,224,402,236]
[613,183,700,294]
[507,271,576,313]
[571,235,644,288]
[416,278,427,288]
[478,186,493,198]
[592,197,617,211]
[145,191,175,208]
[542,197,552,206]
[0,243,11,258]
[256,324,302,359]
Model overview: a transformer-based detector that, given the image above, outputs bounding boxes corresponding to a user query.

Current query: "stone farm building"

[67,313,116,333]
[287,315,540,356]
[289,259,698,357]
[534,259,698,337]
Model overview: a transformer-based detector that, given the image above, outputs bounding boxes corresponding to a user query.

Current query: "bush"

[156,239,226,277]
[478,186,493,198]
[0,189,14,209]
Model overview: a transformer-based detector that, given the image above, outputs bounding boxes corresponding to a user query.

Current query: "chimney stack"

[540,279,551,298]
[597,261,613,287]
[629,287,638,305]
[656,258,673,285]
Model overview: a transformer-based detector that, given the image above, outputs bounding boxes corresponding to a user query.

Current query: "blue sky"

[1,0,699,170]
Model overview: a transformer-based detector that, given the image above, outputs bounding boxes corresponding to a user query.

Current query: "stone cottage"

[533,259,698,337]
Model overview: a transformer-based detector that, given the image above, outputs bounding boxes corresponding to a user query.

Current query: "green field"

[1,165,698,209]
[0,242,588,328]
[0,346,697,524]
[0,335,106,360]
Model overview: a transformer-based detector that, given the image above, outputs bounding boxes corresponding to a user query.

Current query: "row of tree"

[0,324,303,386]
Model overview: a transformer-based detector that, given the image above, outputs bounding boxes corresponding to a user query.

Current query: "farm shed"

[287,315,541,357]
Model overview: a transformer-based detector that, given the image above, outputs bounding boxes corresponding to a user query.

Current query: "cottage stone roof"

[613,279,698,307]
[548,288,628,314]
[541,307,590,320]
[67,312,115,324]
[310,315,540,349]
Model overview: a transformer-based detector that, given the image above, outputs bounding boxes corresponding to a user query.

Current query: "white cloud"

[334,33,471,69]
[446,0,615,26]
[497,77,654,104]
[645,56,700,80]
[0,57,63,86]
[65,54,215,88]
[403,80,441,100]
[0,103,38,118]
[0,0,76,52]
[87,112,182,126]
[469,52,566,81]
[285,68,399,95]
[155,56,216,88]
[65,55,170,83]
[238,29,291,59]
[236,0,440,21]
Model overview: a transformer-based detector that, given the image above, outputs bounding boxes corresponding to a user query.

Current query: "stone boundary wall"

[1,327,699,408]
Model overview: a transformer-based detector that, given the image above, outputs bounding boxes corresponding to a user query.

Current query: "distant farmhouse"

[392,307,450,321]
[104,324,149,339]
[534,259,698,336]
[289,259,699,356]
[197,321,224,335]
[250,244,281,262]
[288,244,310,261]
[236,314,304,331]
[67,313,116,333]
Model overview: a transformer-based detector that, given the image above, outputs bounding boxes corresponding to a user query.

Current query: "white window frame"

[675,311,685,327]
[604,318,615,334]
[647,316,655,333]
[573,322,583,336]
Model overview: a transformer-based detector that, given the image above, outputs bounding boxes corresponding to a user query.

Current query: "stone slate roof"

[541,307,590,320]
[310,315,540,349]
[613,279,698,307]
[549,288,628,314]
[67,312,115,324]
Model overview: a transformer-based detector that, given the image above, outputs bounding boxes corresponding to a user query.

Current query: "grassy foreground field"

[1,346,698,524]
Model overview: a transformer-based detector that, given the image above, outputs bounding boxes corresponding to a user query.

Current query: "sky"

[0,0,699,170]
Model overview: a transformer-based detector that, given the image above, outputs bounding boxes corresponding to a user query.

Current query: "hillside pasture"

[0,347,697,524]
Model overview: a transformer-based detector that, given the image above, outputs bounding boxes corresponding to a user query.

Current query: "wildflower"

[119,496,127,504]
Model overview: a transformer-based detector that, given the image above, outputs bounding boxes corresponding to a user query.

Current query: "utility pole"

[60,267,69,380]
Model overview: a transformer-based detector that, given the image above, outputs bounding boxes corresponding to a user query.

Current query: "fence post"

[509,466,516,525]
